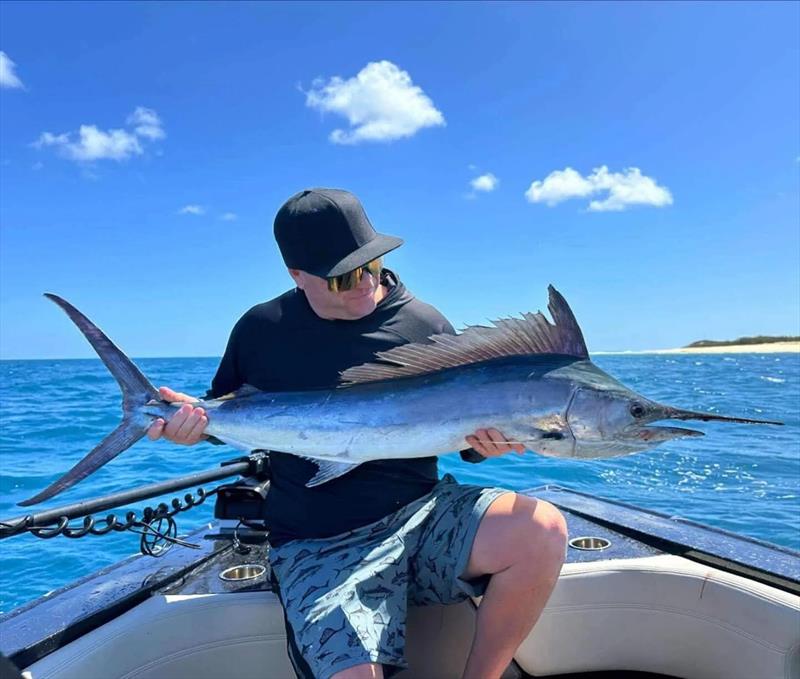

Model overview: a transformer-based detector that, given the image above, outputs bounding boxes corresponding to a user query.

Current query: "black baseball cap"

[274,188,404,278]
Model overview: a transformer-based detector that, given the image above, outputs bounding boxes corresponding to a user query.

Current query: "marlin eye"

[630,403,647,418]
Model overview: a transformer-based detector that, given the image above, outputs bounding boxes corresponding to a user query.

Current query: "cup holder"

[218,564,266,581]
[568,536,611,551]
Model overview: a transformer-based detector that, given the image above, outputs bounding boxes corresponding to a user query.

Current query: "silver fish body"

[145,351,765,468]
[146,355,580,462]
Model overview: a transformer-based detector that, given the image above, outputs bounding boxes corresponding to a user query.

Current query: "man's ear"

[288,268,304,288]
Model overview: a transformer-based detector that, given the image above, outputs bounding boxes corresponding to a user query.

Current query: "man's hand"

[146,386,208,445]
[465,428,525,458]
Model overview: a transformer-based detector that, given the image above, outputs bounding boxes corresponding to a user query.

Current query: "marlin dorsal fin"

[306,460,361,487]
[340,285,588,386]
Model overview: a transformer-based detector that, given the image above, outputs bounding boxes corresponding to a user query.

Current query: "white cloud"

[470,173,499,192]
[305,60,445,144]
[525,166,673,211]
[34,126,143,162]
[220,212,238,221]
[0,52,24,89]
[586,167,673,211]
[179,205,205,216]
[32,107,164,163]
[127,107,165,140]
[525,167,594,206]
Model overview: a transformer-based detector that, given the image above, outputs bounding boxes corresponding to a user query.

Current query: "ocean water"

[1,353,798,614]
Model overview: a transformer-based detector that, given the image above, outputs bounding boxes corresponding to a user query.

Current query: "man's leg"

[331,664,383,679]
[460,493,568,679]
[271,532,407,679]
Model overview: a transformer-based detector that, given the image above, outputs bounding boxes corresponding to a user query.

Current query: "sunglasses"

[327,258,383,292]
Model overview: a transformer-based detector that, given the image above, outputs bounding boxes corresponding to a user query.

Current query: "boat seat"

[506,554,800,679]
[20,554,800,679]
[20,592,489,679]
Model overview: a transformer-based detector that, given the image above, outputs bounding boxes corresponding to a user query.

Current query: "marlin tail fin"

[18,294,159,507]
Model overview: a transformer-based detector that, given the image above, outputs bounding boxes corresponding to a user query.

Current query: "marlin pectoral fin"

[305,460,361,487]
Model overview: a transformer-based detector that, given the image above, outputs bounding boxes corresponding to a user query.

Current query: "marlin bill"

[18,287,782,506]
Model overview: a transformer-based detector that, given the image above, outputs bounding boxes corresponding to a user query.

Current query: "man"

[148,188,567,679]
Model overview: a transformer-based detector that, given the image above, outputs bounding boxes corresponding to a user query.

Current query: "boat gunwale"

[532,484,800,589]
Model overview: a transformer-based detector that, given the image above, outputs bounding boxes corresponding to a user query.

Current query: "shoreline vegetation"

[597,336,800,355]
[685,335,799,348]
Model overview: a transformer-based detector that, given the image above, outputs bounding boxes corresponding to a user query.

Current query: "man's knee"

[330,663,383,679]
[465,493,568,581]
[515,497,568,573]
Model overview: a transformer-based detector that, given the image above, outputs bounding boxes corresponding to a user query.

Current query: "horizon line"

[3,346,800,362]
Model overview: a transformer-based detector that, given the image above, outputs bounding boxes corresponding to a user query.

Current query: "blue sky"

[1,1,798,360]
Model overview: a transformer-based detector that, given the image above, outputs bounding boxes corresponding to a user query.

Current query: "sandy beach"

[596,342,800,355]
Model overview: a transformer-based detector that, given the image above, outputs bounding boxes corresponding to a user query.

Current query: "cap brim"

[322,234,404,278]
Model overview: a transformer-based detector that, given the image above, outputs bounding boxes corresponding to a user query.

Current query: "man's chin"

[344,297,378,319]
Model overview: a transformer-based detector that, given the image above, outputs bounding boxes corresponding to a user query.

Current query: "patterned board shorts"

[268,474,510,679]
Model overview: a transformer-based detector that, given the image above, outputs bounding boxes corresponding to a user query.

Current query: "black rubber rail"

[0,459,253,539]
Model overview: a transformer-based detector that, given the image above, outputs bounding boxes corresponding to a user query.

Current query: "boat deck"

[2,486,798,678]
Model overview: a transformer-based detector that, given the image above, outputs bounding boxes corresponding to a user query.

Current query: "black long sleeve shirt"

[208,271,482,545]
